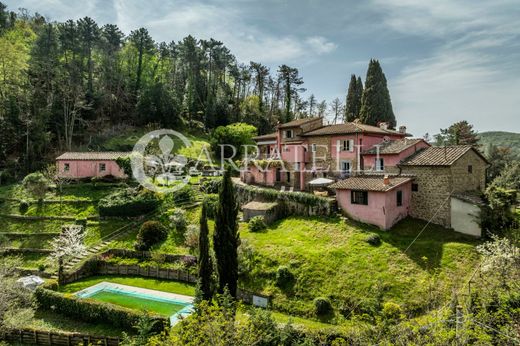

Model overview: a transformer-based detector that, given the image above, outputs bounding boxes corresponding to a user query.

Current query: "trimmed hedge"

[134,221,168,250]
[98,188,160,217]
[35,287,168,332]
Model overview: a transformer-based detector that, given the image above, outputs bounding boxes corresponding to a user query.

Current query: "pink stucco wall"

[362,140,430,170]
[57,160,125,179]
[281,144,306,163]
[242,165,276,186]
[336,181,411,230]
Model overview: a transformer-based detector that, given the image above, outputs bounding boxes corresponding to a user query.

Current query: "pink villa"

[242,117,489,235]
[56,152,130,179]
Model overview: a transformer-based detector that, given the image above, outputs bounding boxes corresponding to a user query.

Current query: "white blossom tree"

[477,235,520,288]
[49,225,86,261]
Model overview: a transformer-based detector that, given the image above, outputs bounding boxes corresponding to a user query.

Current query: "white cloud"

[305,36,338,55]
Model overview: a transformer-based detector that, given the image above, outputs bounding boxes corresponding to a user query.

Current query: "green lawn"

[58,275,196,297]
[238,215,480,319]
[26,309,127,337]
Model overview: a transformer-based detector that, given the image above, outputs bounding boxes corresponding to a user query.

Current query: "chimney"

[399,125,407,134]
[379,122,388,130]
[383,175,390,185]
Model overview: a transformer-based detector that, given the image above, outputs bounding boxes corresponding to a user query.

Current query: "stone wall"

[400,166,452,227]
[450,149,487,193]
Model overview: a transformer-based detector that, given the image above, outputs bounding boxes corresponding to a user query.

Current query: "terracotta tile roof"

[253,132,277,141]
[56,152,131,161]
[363,138,429,155]
[330,175,413,192]
[301,122,406,136]
[278,117,322,129]
[399,146,488,166]
[452,191,485,206]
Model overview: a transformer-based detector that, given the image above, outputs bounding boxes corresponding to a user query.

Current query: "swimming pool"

[75,282,194,325]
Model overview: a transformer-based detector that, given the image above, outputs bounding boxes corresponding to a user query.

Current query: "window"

[285,130,294,138]
[351,191,368,205]
[341,139,354,152]
[412,183,418,192]
[311,143,317,152]
[396,190,403,207]
[340,160,351,174]
[375,158,384,171]
[99,163,106,172]
[64,163,70,172]
[266,146,271,155]
[468,165,473,173]
[286,172,291,182]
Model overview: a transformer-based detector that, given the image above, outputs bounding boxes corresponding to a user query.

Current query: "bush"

[275,266,295,289]
[314,297,333,316]
[184,225,199,251]
[134,221,167,251]
[365,234,381,246]
[173,185,195,205]
[98,188,160,217]
[35,287,167,331]
[203,194,218,219]
[19,200,29,214]
[22,172,50,201]
[248,216,267,232]
[169,208,187,233]
[200,178,222,194]
[382,302,403,321]
[75,218,87,230]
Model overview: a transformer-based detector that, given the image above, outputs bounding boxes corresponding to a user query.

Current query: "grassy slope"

[479,131,520,158]
[242,216,480,319]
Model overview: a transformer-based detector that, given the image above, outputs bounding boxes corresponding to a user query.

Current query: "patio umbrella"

[308,177,335,186]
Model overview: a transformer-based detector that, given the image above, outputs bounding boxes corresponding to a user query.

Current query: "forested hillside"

[480,131,520,158]
[0,3,323,177]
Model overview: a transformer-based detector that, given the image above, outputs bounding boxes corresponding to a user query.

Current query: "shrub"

[314,297,333,316]
[382,302,403,321]
[19,200,29,214]
[169,208,187,233]
[203,194,218,219]
[275,266,295,289]
[248,216,267,232]
[38,263,46,272]
[35,287,167,331]
[22,172,50,201]
[184,225,199,251]
[98,188,160,217]
[134,221,167,250]
[365,234,381,246]
[200,178,222,194]
[75,218,87,230]
[173,185,195,205]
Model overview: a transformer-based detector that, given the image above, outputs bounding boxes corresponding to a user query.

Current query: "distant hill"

[479,131,520,158]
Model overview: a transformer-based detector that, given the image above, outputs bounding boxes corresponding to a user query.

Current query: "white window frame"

[375,158,384,171]
[341,139,354,152]
[340,160,352,174]
[285,130,294,138]
[64,163,70,172]
[311,143,317,152]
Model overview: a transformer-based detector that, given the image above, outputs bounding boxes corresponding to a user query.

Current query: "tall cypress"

[198,203,213,301]
[359,59,396,128]
[345,74,362,122]
[213,168,239,297]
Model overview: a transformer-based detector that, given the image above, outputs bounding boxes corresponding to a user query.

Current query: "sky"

[5,0,520,137]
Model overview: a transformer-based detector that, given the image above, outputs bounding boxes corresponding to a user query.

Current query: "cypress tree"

[345,74,363,122]
[198,202,213,301]
[359,59,396,128]
[213,168,239,297]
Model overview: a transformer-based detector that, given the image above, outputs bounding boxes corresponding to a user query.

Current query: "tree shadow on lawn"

[350,217,481,271]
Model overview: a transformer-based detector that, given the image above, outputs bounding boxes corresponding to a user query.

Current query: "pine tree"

[198,202,213,301]
[359,59,396,128]
[344,74,362,122]
[213,168,239,297]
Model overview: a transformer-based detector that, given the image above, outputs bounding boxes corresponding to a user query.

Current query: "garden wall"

[234,183,337,217]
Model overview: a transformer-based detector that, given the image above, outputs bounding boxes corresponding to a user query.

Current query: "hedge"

[35,287,168,332]
[98,188,160,217]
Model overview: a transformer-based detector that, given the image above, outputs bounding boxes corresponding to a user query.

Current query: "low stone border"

[1,328,121,346]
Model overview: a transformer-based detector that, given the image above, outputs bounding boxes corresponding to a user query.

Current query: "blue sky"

[6,0,520,136]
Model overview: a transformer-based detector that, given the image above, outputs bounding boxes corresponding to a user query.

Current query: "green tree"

[198,203,213,301]
[277,64,305,123]
[345,74,363,122]
[128,28,155,95]
[359,59,396,128]
[213,168,239,297]
[210,122,257,159]
[485,144,513,182]
[434,120,479,146]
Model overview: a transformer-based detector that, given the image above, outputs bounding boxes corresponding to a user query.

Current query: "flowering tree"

[477,235,520,288]
[49,225,86,261]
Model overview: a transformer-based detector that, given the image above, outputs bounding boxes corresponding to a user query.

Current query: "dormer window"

[285,130,294,138]
[375,158,384,171]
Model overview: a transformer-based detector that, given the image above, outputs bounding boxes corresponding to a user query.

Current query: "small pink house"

[331,175,413,230]
[56,152,131,179]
